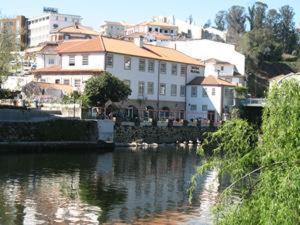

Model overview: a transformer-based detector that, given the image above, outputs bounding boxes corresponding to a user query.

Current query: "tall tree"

[277,5,298,53]
[226,5,246,34]
[265,9,281,35]
[247,1,268,30]
[84,72,131,108]
[203,19,211,29]
[215,10,227,31]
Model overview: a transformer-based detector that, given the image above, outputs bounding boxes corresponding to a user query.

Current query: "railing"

[242,98,266,107]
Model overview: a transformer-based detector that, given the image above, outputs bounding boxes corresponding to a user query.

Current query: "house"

[32,36,205,120]
[186,76,236,124]
[157,39,246,86]
[125,21,178,38]
[100,21,133,38]
[49,23,99,42]
[28,8,81,47]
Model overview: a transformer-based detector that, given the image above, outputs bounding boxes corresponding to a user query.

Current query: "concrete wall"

[115,126,212,144]
[0,119,98,142]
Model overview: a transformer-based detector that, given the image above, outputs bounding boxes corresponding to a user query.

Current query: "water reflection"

[0,147,216,224]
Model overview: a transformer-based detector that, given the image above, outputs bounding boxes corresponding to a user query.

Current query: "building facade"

[33,36,205,120]
[100,21,132,38]
[0,15,28,50]
[28,11,81,47]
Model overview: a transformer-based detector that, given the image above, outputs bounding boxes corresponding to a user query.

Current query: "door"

[208,111,215,126]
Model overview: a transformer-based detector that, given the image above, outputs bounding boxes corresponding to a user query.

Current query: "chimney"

[134,35,144,48]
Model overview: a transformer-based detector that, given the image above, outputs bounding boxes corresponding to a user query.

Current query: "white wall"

[106,53,186,102]
[61,53,105,69]
[186,85,222,120]
[36,54,60,69]
[204,62,234,77]
[159,39,245,76]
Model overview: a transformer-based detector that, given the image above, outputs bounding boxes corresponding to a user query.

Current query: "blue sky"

[1,0,299,29]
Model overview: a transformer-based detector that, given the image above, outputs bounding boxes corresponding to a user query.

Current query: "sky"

[1,0,300,30]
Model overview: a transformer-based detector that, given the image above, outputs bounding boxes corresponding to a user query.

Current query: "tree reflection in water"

[0,147,212,224]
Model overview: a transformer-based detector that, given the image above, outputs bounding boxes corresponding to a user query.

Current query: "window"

[159,29,162,33]
[171,63,177,75]
[212,88,216,96]
[170,30,174,34]
[221,66,224,71]
[155,28,158,32]
[53,24,58,29]
[139,58,145,71]
[202,88,208,97]
[63,79,70,85]
[180,85,185,97]
[202,105,208,111]
[191,86,197,97]
[160,62,167,74]
[148,27,152,32]
[48,58,55,65]
[69,56,75,66]
[225,88,232,97]
[148,60,155,72]
[82,55,89,65]
[190,105,197,111]
[147,82,154,95]
[191,66,200,74]
[55,79,60,84]
[124,80,131,87]
[180,64,187,76]
[171,84,177,96]
[124,56,131,70]
[40,79,46,83]
[160,83,166,95]
[65,17,67,22]
[164,30,168,33]
[106,53,113,67]
[138,81,145,96]
[74,79,81,88]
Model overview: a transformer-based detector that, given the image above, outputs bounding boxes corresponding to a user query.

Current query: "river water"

[0,147,219,225]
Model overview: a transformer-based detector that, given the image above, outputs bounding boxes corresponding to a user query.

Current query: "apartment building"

[33,36,204,119]
[0,15,28,50]
[100,21,133,38]
[28,9,81,47]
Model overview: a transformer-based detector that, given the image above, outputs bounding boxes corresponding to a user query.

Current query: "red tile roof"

[57,37,105,54]
[188,76,236,87]
[33,66,103,75]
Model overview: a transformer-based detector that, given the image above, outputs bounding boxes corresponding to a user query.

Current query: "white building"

[125,21,178,38]
[186,76,235,124]
[28,11,81,47]
[158,39,246,85]
[33,36,204,120]
[100,21,133,38]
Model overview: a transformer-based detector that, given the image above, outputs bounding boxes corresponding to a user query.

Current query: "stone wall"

[115,126,214,144]
[0,120,98,142]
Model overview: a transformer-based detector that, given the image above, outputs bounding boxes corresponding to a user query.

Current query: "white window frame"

[63,79,70,85]
[180,85,185,97]
[82,55,89,66]
[139,58,146,72]
[202,88,208,97]
[191,86,197,97]
[160,83,166,95]
[171,84,177,96]
[69,55,75,66]
[148,59,155,73]
[74,79,81,88]
[171,63,177,75]
[180,64,187,76]
[160,62,167,74]
[106,53,113,67]
[147,82,154,95]
[138,81,145,96]
[124,56,131,70]
[212,87,216,96]
[190,104,197,111]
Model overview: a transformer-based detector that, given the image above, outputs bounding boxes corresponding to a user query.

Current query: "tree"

[190,79,300,225]
[84,72,131,108]
[215,11,227,31]
[247,2,268,30]
[203,19,211,29]
[277,5,298,53]
[265,9,281,35]
[226,6,246,34]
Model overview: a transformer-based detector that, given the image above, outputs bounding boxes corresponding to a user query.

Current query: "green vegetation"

[190,79,300,225]
[84,72,131,107]
[214,2,299,97]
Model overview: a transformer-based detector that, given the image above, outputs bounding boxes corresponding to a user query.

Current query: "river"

[0,147,219,225]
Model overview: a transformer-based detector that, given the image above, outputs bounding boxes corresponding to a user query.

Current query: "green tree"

[215,11,227,31]
[247,1,268,30]
[277,5,298,53]
[84,72,131,107]
[190,79,300,225]
[226,6,246,43]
